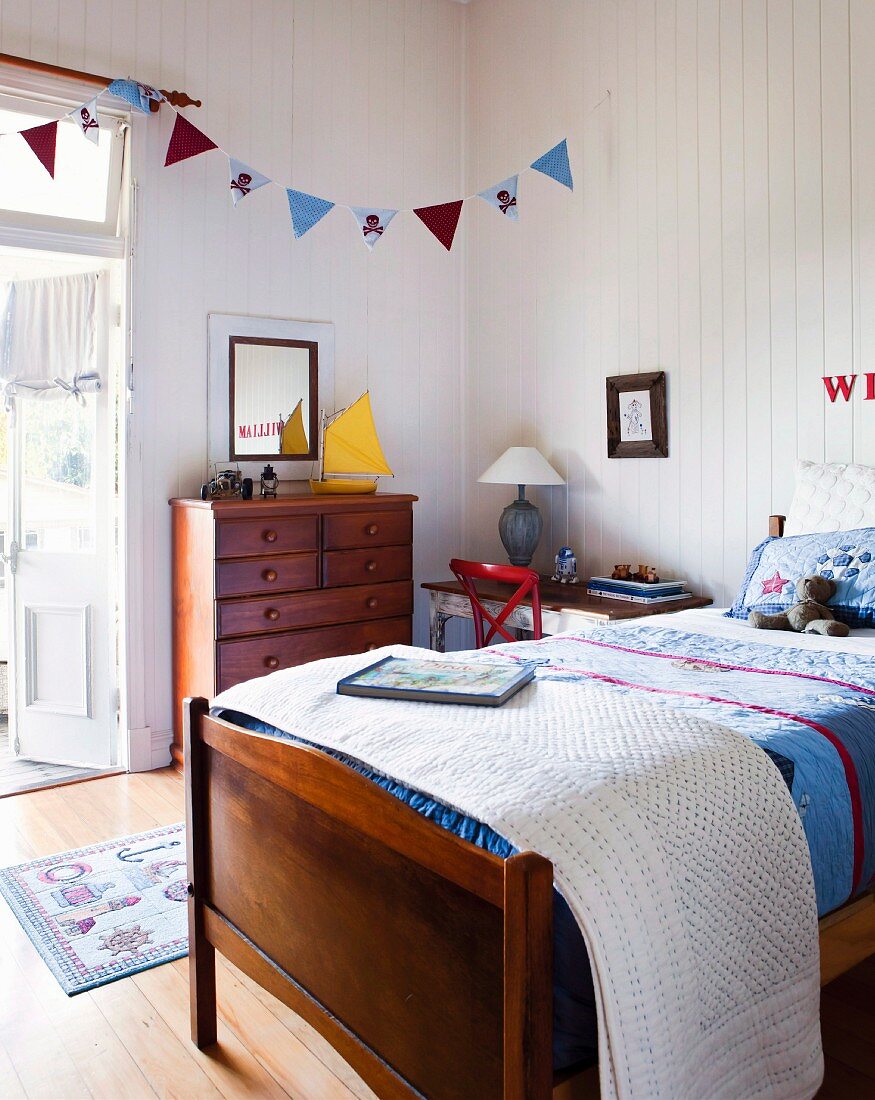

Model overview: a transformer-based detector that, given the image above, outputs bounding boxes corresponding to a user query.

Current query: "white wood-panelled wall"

[0,0,465,751]
[464,0,875,606]
[3,0,875,733]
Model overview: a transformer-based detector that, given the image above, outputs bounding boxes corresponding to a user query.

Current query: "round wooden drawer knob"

[265,656,280,669]
[367,643,379,651]
[263,529,278,542]
[263,569,278,582]
[366,597,378,609]
[365,560,377,573]
[265,608,280,621]
[366,524,379,536]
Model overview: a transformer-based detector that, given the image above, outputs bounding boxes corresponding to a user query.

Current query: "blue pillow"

[726,528,875,628]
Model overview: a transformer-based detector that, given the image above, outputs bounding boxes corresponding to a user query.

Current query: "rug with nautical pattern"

[0,822,188,994]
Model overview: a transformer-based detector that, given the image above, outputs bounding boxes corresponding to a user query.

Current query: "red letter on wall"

[866,373,875,400]
[822,375,857,402]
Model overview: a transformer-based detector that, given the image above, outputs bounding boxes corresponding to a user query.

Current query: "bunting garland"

[229,158,270,206]
[164,113,217,167]
[21,121,58,178]
[0,73,573,254]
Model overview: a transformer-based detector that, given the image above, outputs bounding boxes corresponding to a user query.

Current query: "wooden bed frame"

[184,514,875,1099]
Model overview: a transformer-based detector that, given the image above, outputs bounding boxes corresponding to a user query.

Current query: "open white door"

[6,272,118,768]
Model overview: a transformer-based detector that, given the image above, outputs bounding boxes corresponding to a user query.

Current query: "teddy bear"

[748,574,850,637]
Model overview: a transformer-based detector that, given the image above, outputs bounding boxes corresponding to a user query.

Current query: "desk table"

[421,579,712,651]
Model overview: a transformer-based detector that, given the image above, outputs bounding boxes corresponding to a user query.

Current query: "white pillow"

[783,459,875,535]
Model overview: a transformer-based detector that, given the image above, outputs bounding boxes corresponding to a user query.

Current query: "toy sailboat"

[309,392,393,495]
[280,398,309,455]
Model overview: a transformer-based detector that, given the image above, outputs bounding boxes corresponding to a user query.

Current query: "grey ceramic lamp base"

[498,488,543,567]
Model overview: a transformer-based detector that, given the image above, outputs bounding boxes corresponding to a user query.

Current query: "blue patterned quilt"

[491,626,875,917]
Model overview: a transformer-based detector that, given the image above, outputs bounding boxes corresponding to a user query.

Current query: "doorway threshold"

[0,721,120,798]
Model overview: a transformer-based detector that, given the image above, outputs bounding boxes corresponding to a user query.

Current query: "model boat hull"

[309,478,379,495]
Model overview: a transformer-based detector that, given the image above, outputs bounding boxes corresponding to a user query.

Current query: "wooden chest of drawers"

[170,491,417,763]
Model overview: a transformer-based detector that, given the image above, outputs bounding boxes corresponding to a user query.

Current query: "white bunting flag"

[478,175,520,220]
[349,207,398,250]
[76,97,100,144]
[228,158,271,207]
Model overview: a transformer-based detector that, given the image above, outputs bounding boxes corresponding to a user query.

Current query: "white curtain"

[0,272,100,407]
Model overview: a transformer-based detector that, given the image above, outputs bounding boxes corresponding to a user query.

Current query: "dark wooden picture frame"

[229,336,319,463]
[606,371,668,458]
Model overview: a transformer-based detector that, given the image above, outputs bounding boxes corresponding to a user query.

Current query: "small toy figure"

[551,546,580,584]
[611,564,632,580]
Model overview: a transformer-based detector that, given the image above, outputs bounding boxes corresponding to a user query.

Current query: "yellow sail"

[280,399,309,455]
[323,392,393,476]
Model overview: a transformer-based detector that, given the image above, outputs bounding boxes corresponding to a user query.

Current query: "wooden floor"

[0,768,870,1099]
[0,722,106,799]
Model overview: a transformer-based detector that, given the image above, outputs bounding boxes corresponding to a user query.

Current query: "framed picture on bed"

[606,371,668,458]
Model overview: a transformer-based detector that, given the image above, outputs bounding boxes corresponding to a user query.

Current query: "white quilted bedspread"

[214,644,823,1100]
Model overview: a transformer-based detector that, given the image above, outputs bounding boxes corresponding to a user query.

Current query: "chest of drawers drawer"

[215,553,319,598]
[216,615,412,689]
[216,515,318,559]
[216,580,413,638]
[323,510,412,550]
[322,545,412,588]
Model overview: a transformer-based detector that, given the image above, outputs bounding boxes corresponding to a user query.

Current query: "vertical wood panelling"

[0,0,464,739]
[464,0,875,612]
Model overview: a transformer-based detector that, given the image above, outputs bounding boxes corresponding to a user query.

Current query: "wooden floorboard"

[0,767,870,1098]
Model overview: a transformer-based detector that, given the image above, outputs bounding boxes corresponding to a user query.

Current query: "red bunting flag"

[164,113,218,167]
[22,120,58,178]
[413,200,464,251]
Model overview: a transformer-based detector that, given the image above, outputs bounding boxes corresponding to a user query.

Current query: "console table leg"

[429,600,450,652]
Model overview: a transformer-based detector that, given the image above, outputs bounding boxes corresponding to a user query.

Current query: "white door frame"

[0,82,154,772]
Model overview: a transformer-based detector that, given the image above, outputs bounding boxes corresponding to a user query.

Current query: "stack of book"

[587,576,691,604]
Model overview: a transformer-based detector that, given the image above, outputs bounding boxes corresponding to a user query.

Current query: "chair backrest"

[449,559,543,648]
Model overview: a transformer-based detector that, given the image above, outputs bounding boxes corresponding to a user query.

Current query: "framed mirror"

[208,314,335,480]
[229,337,318,461]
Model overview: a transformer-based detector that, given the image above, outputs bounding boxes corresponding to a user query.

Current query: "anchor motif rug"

[0,822,188,994]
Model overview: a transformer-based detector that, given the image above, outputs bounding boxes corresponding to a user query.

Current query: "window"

[0,94,126,240]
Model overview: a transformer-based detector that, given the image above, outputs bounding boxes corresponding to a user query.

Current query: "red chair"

[449,559,543,648]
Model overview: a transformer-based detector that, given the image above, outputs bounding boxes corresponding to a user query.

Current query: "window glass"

[0,107,114,223]
[22,398,96,553]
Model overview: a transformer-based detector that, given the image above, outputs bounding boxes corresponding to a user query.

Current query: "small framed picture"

[606,371,668,458]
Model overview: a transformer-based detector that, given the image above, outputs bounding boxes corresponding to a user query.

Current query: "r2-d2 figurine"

[551,546,579,584]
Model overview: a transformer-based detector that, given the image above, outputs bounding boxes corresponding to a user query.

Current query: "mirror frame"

[208,314,335,482]
[228,336,319,462]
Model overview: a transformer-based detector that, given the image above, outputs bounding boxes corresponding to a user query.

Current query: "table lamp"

[478,446,565,567]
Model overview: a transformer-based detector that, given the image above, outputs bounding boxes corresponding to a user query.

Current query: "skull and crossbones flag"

[21,120,58,178]
[228,158,270,207]
[531,139,574,190]
[75,98,101,144]
[478,175,519,220]
[286,188,335,239]
[164,113,218,167]
[349,207,398,250]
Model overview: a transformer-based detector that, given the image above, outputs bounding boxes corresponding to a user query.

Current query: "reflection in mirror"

[229,337,318,461]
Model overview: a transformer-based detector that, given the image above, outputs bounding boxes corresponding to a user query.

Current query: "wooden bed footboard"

[183,698,554,1100]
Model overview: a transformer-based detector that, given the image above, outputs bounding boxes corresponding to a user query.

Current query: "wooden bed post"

[504,852,554,1100]
[184,697,218,1049]
[769,514,786,537]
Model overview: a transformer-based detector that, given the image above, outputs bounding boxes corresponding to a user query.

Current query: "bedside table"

[420,578,712,651]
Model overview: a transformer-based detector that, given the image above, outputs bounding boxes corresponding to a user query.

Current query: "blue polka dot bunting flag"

[530,139,573,190]
[228,158,270,207]
[107,79,163,115]
[478,175,520,220]
[286,188,335,239]
[349,207,398,249]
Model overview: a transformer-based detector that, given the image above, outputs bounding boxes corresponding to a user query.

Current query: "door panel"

[10,273,117,768]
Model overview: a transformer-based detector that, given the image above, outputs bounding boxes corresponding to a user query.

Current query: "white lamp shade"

[477,446,565,487]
